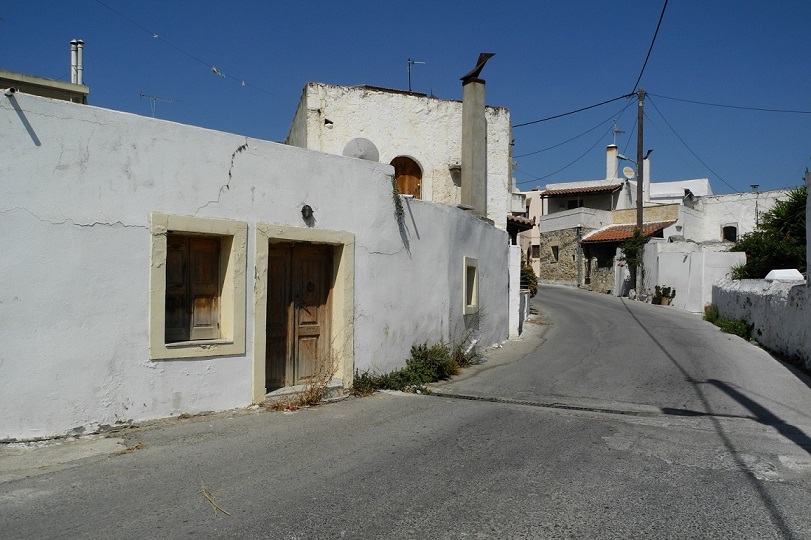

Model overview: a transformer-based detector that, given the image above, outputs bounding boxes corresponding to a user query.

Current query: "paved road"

[1,285,810,539]
[441,285,811,427]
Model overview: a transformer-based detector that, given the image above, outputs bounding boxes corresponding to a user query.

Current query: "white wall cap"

[764,269,805,282]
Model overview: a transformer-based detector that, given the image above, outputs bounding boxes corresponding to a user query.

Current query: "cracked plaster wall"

[1,93,508,440]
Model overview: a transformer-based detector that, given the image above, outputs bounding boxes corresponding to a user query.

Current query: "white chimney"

[460,53,495,221]
[70,40,78,84]
[643,154,651,203]
[606,144,618,180]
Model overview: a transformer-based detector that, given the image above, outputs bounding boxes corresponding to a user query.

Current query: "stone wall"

[536,228,586,283]
[613,204,679,224]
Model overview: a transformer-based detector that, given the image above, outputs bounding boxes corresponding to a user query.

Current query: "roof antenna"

[612,120,625,146]
[407,58,425,92]
[139,91,180,118]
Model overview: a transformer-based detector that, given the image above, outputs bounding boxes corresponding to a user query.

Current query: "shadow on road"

[621,298,804,540]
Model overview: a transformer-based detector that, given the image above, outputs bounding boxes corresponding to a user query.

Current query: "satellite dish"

[342,138,380,162]
[622,166,636,180]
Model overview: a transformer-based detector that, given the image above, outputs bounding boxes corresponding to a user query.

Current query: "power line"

[94,0,271,95]
[648,92,811,114]
[515,99,635,158]
[646,96,739,192]
[631,0,669,93]
[516,123,615,186]
[513,93,633,128]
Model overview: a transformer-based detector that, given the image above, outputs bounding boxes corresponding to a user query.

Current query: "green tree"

[730,183,806,279]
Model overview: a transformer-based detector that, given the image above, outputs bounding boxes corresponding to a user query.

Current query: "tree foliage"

[620,228,648,277]
[730,184,806,279]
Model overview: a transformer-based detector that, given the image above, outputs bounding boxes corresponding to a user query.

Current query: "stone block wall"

[536,228,585,283]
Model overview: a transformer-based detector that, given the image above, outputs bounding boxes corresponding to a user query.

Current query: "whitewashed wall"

[713,279,810,368]
[688,189,791,242]
[0,94,508,440]
[285,83,513,230]
[643,241,745,313]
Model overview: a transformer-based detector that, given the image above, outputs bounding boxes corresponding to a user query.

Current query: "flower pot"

[660,297,670,306]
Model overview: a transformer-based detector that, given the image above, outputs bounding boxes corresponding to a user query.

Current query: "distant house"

[519,144,790,311]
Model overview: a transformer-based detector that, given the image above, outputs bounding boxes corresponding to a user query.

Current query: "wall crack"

[1,207,147,229]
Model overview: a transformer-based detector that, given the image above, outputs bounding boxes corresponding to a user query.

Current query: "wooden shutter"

[165,235,220,342]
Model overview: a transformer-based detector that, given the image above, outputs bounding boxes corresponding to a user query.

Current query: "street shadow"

[706,378,811,454]
[7,95,42,146]
[621,298,802,540]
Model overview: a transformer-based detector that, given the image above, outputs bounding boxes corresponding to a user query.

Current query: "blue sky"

[3,1,809,194]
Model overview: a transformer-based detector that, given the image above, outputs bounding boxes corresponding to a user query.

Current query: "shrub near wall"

[713,278,811,369]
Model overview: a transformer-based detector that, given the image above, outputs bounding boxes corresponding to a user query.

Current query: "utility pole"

[635,88,646,297]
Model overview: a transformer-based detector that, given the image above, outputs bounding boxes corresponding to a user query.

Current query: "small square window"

[150,213,247,360]
[463,256,478,315]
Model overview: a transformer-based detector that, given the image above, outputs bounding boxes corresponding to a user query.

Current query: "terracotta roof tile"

[581,220,676,243]
[507,214,535,231]
[540,183,623,197]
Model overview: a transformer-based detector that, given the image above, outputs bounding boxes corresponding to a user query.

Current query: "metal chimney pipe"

[70,40,78,84]
[76,40,84,85]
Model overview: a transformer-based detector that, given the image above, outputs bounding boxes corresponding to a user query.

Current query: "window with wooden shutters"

[165,235,221,343]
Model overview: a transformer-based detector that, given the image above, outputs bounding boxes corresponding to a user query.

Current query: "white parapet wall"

[713,279,810,368]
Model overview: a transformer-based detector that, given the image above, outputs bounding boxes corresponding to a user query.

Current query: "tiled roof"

[540,183,623,197]
[581,220,676,243]
[507,214,535,231]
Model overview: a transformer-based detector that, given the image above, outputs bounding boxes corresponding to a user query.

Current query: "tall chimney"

[643,154,651,203]
[70,40,78,84]
[606,144,618,180]
[76,40,84,85]
[460,53,495,221]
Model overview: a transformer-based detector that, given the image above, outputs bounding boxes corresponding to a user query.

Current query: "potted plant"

[653,285,676,306]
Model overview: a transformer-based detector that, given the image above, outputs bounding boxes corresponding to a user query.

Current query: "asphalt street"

[1,285,810,539]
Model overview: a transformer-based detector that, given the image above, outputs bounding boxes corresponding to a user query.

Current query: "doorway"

[266,243,333,390]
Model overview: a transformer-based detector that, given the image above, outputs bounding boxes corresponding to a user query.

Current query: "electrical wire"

[648,93,811,114]
[514,103,631,158]
[516,123,615,186]
[94,0,271,95]
[513,93,633,128]
[631,0,669,93]
[646,96,740,192]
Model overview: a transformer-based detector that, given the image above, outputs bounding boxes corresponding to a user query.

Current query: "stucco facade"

[285,83,513,230]
[1,93,509,440]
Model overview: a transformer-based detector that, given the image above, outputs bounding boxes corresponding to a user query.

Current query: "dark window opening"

[722,226,737,242]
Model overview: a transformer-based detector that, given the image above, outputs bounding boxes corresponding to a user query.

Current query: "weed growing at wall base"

[703,304,750,340]
[352,341,477,395]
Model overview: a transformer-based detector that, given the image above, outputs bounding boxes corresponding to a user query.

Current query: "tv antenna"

[407,58,425,92]
[139,91,180,118]
[612,120,625,146]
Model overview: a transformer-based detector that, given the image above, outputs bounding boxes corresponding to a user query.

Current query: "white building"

[0,84,512,440]
[285,82,517,231]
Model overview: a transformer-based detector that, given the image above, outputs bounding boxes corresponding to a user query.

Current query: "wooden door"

[391,156,422,198]
[266,243,333,389]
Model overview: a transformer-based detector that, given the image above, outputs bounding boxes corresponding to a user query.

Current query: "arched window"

[390,156,422,199]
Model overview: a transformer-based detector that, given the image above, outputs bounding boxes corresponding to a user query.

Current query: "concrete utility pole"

[635,88,646,297]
